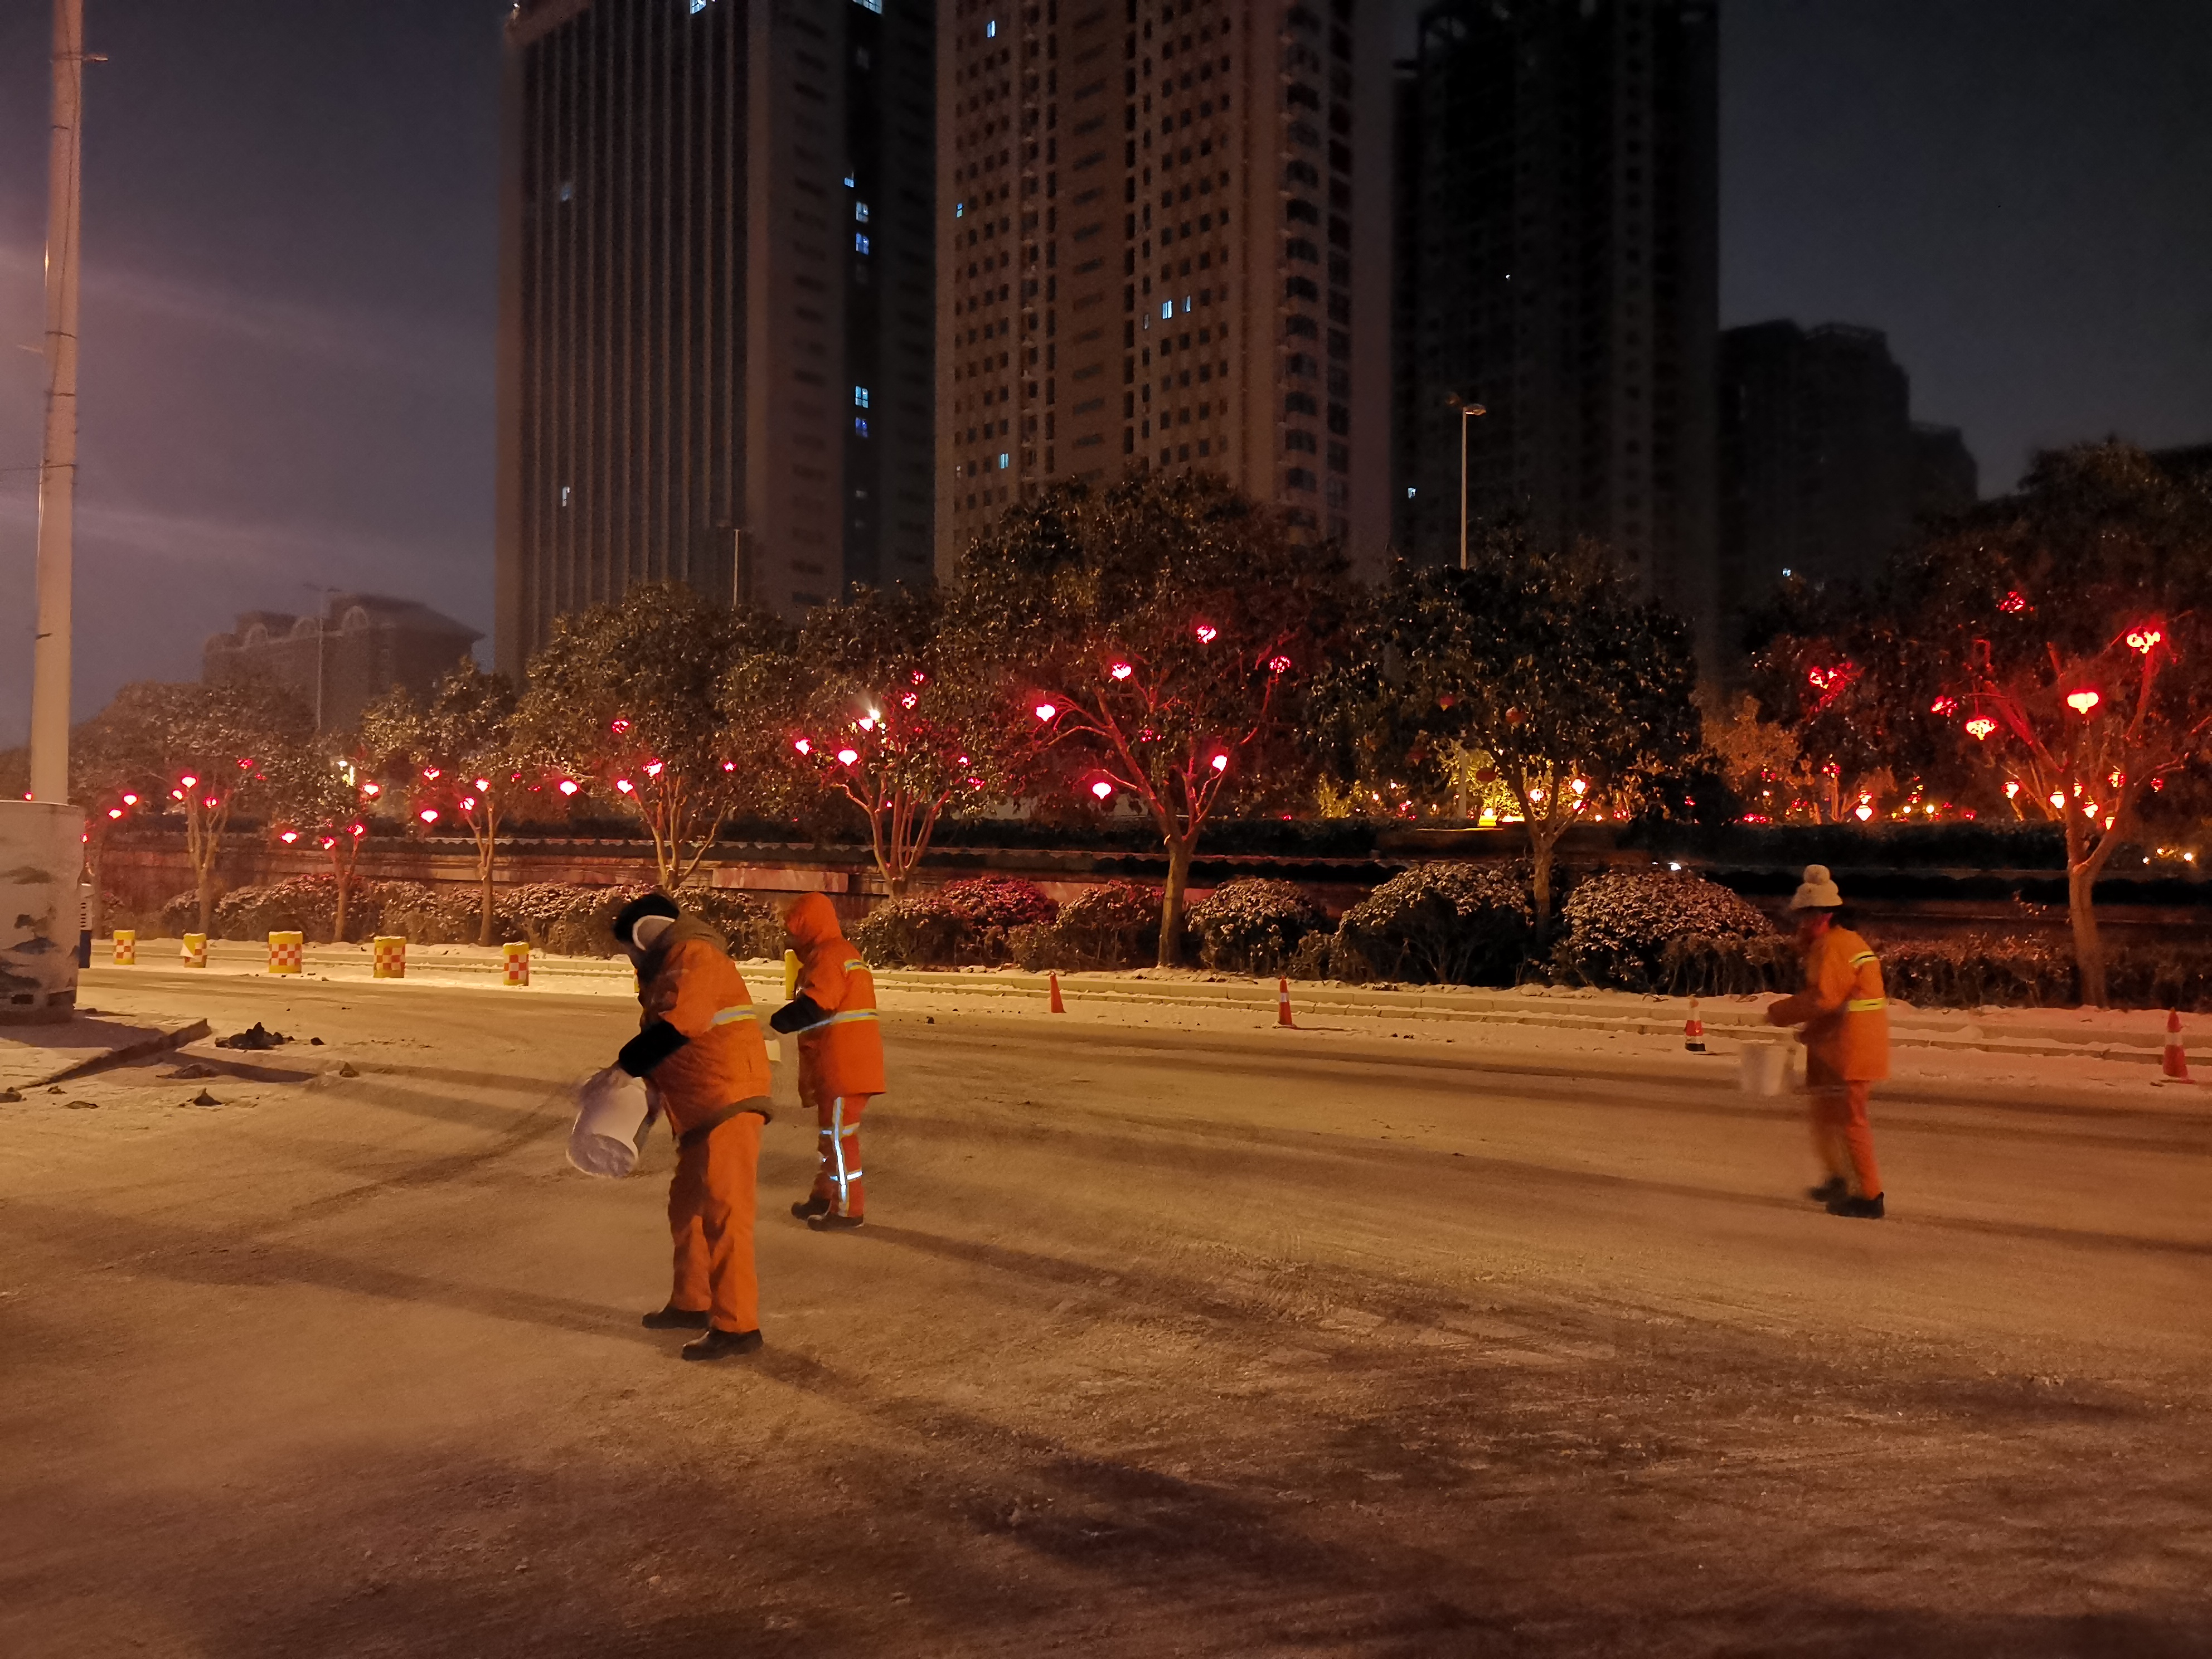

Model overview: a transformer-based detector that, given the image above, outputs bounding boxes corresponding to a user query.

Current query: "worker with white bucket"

[599,891,775,1361]
[1764,865,1891,1220]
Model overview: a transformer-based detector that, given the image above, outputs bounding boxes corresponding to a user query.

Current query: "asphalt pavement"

[2,967,2207,1657]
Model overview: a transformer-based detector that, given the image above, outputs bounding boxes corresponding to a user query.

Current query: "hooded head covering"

[612,891,681,945]
[784,891,844,948]
[1788,864,1844,911]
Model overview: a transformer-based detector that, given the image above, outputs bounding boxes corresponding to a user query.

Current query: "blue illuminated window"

[954,202,965,218]
[855,202,870,223]
[998,453,1010,469]
[1161,301,1174,320]
[987,20,997,38]
[854,386,871,408]
[855,0,883,11]
[855,233,871,255]
[855,418,871,438]
[689,0,709,13]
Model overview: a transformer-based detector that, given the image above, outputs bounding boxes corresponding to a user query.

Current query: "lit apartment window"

[855,233,871,255]
[855,386,871,408]
[855,202,871,223]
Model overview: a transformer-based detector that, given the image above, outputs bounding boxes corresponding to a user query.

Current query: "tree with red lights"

[1348,531,1700,932]
[520,583,798,894]
[76,680,309,934]
[66,706,161,937]
[361,663,528,946]
[261,735,385,943]
[952,473,1340,965]
[777,587,1040,900]
[1899,445,2212,1003]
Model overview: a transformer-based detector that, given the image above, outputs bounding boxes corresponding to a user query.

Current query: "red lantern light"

[2000,590,2029,614]
[644,760,664,777]
[422,767,440,781]
[1210,753,1229,773]
[121,793,138,806]
[180,774,198,789]
[419,808,439,824]
[721,760,736,772]
[279,830,299,845]
[1034,702,1058,722]
[1090,780,1114,801]
[1964,717,1997,740]
[836,748,860,767]
[459,797,477,812]
[361,781,381,797]
[793,738,812,756]
[1110,662,1133,680]
[1929,696,1958,717]
[106,807,123,819]
[1195,623,1218,643]
[614,779,635,794]
[2066,690,2101,715]
[2126,626,2165,654]
[1268,654,1292,674]
[321,836,337,850]
[349,822,366,837]
[611,718,631,735]
[557,779,579,796]
[474,778,491,792]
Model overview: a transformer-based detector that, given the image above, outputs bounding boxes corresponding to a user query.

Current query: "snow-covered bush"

[853,892,967,967]
[214,875,349,942]
[1331,862,1533,985]
[1053,880,1163,968]
[1882,933,2075,1008]
[371,881,483,945]
[1184,877,1327,976]
[1554,870,1769,991]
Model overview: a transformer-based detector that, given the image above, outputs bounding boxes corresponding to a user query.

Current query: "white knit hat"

[1788,864,1844,911]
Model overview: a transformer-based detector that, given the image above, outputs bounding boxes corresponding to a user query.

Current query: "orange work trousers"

[668,1110,764,1334]
[808,1093,874,1219]
[1809,1081,1883,1199]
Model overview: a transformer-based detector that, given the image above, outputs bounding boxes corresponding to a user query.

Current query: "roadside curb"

[23,1018,214,1088]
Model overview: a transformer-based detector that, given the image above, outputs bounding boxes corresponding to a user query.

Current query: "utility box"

[0,801,89,1024]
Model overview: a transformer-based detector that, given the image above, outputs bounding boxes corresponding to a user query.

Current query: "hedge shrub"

[1185,877,1327,976]
[853,893,967,967]
[1051,880,1163,968]
[1554,871,1770,992]
[1330,862,1533,985]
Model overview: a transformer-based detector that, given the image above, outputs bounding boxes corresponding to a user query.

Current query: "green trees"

[785,587,1042,900]
[1893,447,2212,1003]
[1333,533,1701,930]
[362,662,528,947]
[519,583,797,893]
[953,474,1340,964]
[75,679,310,934]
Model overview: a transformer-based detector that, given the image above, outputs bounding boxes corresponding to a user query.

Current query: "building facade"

[497,0,937,678]
[1393,0,1720,656]
[203,596,483,734]
[1719,321,1978,641]
[934,0,1394,577]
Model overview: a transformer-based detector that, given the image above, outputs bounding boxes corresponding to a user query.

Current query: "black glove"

[769,994,829,1035]
[617,1020,690,1078]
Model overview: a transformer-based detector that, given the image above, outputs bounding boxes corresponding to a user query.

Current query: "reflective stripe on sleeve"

[710,1007,758,1027]
[1849,952,1878,967]
[1846,997,1887,1012]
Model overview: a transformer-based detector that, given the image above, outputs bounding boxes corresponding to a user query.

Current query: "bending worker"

[1765,864,1890,1220]
[613,892,773,1360]
[771,893,884,1231]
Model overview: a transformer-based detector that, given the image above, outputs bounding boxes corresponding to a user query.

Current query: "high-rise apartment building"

[934,0,1394,577]
[1393,0,1720,654]
[1719,321,1978,636]
[496,0,937,678]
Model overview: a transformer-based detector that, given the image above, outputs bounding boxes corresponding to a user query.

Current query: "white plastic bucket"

[1739,1042,1790,1099]
[567,1066,654,1177]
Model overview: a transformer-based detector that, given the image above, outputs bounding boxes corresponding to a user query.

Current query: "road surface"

[2,967,2208,1656]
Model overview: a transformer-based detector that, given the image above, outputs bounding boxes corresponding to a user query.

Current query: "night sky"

[2,0,2207,744]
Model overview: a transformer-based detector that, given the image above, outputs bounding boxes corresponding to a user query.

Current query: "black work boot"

[642,1304,711,1331]
[808,1211,865,1232]
[1827,1191,1886,1220]
[790,1194,831,1221]
[1807,1177,1847,1205]
[681,1327,764,1361]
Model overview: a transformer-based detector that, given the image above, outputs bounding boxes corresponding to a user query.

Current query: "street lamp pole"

[1450,396,1486,572]
[28,0,86,804]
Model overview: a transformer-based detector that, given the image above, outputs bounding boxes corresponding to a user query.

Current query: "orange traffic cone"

[1684,998,1706,1054]
[1277,976,1296,1029]
[1048,971,1066,1014]
[2162,1008,2191,1081]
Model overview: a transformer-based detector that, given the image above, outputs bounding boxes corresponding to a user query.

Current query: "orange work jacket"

[634,918,773,1134]
[1769,924,1890,1085]
[783,892,885,1099]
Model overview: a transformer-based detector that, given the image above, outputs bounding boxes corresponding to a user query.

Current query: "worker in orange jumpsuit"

[1765,865,1890,1219]
[613,892,774,1359]
[770,892,884,1231]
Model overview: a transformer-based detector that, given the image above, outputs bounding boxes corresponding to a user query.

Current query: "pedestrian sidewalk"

[0,1011,211,1095]
[82,937,2207,1074]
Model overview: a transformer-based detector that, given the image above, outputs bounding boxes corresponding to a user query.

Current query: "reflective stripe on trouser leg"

[830,1098,852,1214]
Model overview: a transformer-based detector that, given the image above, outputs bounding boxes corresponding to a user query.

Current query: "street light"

[1447,395,1487,571]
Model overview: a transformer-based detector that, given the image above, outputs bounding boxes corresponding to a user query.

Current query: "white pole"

[29,0,85,804]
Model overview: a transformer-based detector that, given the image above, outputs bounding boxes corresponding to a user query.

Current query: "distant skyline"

[3,0,2208,744]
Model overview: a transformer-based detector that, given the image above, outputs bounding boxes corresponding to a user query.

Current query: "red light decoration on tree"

[121,793,138,806]
[610,718,631,735]
[836,748,860,767]
[1090,779,1114,801]
[2066,689,2101,715]
[422,767,440,780]
[419,808,439,824]
[557,778,580,796]
[1268,654,1292,675]
[1109,662,1133,680]
[1209,753,1229,773]
[106,807,123,820]
[1964,717,1997,740]
[279,830,299,845]
[1929,695,1959,717]
[1194,623,1217,643]
[180,774,198,789]
[360,781,381,797]
[1034,701,1058,721]
[614,778,635,794]
[644,760,665,777]
[2126,626,2165,654]
[793,738,812,756]
[2000,590,2029,613]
